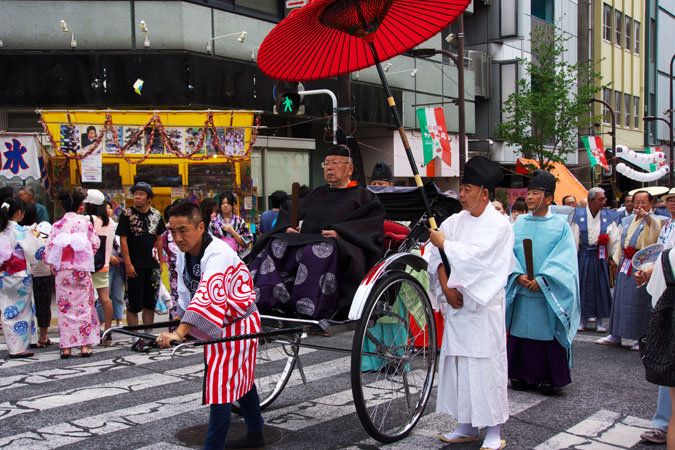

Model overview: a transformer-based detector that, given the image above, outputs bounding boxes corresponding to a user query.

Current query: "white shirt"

[571,207,621,256]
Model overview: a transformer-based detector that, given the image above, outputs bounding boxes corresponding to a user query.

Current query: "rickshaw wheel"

[233,320,299,414]
[351,271,437,443]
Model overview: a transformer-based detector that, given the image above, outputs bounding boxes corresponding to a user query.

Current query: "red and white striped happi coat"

[178,238,261,404]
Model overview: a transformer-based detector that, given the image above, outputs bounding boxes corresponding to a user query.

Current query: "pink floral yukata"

[44,212,101,349]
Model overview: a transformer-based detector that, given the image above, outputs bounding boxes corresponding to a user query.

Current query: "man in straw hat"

[596,190,662,350]
[427,155,514,450]
[506,170,579,396]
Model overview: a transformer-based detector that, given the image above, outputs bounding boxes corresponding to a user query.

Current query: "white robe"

[428,203,515,427]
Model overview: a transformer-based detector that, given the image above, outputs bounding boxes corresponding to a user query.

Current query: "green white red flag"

[416,107,452,167]
[581,136,609,169]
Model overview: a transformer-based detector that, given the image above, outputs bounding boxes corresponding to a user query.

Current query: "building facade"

[463,0,580,177]
[0,0,474,205]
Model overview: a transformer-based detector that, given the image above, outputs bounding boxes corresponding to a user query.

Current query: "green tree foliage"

[496,24,603,173]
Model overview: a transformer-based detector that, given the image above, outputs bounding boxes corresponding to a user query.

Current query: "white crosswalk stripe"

[534,410,652,450]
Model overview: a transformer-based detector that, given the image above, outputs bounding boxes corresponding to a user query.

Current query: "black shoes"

[224,432,265,450]
[510,378,530,391]
[130,339,156,352]
[537,382,556,396]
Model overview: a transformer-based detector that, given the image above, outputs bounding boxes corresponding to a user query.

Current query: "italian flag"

[581,136,609,169]
[417,107,452,169]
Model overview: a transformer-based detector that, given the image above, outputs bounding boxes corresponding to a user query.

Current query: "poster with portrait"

[225,128,246,157]
[81,125,100,151]
[145,127,164,154]
[123,127,144,154]
[104,128,121,154]
[59,124,81,154]
[79,125,103,183]
[164,128,185,155]
[206,127,226,156]
[185,127,206,156]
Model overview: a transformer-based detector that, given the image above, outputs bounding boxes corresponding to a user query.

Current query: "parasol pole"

[366,40,451,274]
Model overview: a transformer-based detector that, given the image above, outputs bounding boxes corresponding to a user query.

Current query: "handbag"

[640,249,675,387]
[90,216,107,273]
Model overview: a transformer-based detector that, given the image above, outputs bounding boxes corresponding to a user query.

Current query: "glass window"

[615,91,622,126]
[635,20,641,54]
[603,4,612,41]
[603,88,612,124]
[236,0,280,16]
[615,11,623,46]
[625,95,631,128]
[634,96,640,128]
[188,164,234,191]
[266,150,310,198]
[532,0,554,24]
[625,17,632,50]
[501,0,518,36]
[501,63,518,122]
[135,165,181,187]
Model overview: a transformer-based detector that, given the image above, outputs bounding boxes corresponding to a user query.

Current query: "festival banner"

[416,107,452,167]
[39,110,258,165]
[0,134,42,180]
[581,136,609,169]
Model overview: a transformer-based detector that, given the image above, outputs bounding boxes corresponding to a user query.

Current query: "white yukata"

[428,203,515,427]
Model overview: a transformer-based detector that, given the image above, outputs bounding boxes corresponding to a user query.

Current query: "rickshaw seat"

[383,220,410,251]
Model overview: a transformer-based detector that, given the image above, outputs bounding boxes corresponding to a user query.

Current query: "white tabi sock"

[442,423,478,440]
[482,424,502,449]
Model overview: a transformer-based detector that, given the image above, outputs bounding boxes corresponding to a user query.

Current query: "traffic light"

[275,81,302,116]
[276,92,301,115]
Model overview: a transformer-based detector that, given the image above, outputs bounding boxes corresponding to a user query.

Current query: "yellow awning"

[518,158,588,205]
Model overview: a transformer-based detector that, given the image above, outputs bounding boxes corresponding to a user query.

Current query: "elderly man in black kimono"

[250,145,385,319]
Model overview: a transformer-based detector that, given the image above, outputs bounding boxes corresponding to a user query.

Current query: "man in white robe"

[428,156,515,450]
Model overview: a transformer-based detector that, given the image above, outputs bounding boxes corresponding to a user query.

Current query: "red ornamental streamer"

[39,112,260,164]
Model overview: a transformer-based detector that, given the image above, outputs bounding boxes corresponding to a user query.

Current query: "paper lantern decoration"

[615,145,667,167]
[616,162,669,182]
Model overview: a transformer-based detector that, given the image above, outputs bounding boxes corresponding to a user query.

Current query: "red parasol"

[258,0,471,273]
[258,0,470,81]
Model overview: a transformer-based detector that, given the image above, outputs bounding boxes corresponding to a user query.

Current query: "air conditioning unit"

[467,50,491,99]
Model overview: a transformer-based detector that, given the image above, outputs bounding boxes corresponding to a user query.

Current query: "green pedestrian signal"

[282,95,294,112]
[275,92,301,116]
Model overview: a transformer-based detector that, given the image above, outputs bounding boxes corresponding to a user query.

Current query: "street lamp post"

[589,98,616,185]
[644,115,673,187]
[413,15,466,174]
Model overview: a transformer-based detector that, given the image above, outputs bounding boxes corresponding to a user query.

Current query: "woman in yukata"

[45,191,100,358]
[0,197,46,358]
[209,191,252,253]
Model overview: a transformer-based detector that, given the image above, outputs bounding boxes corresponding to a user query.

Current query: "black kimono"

[250,184,385,319]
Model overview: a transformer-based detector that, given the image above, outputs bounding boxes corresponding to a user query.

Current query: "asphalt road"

[0,328,666,450]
